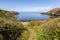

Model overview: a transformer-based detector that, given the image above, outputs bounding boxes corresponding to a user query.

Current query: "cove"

[17,12,50,20]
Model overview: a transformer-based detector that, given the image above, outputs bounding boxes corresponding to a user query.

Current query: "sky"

[0,0,60,12]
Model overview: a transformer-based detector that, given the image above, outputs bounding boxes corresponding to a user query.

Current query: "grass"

[18,30,30,40]
[0,9,26,40]
[27,17,60,40]
[0,9,60,40]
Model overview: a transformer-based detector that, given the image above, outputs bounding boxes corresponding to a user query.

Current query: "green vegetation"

[0,9,27,40]
[0,8,60,40]
[27,8,60,40]
[27,17,60,40]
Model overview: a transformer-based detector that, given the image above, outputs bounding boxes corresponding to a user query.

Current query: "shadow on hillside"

[0,26,27,40]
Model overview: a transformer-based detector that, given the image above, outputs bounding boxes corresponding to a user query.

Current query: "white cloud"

[19,7,53,12]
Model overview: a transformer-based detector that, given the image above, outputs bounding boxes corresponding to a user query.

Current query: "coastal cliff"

[0,9,19,19]
[41,8,60,18]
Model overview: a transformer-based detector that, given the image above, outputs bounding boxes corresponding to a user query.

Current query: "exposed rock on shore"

[41,8,60,18]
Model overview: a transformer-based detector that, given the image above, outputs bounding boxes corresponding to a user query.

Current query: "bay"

[17,12,50,20]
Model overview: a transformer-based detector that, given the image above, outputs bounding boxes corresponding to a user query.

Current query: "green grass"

[0,9,26,40]
[18,30,30,40]
[27,17,60,40]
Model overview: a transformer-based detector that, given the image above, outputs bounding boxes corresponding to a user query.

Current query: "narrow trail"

[28,29,36,40]
[21,22,36,40]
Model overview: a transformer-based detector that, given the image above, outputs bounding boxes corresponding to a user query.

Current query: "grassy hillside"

[27,17,60,40]
[0,9,24,28]
[0,9,27,40]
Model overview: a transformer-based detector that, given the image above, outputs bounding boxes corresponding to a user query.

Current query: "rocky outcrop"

[9,11,19,19]
[0,9,19,19]
[41,8,60,18]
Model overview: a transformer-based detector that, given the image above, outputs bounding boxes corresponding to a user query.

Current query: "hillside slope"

[0,9,25,40]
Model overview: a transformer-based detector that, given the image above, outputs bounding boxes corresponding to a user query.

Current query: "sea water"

[17,12,50,20]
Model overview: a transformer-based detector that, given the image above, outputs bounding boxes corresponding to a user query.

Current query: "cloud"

[19,7,52,12]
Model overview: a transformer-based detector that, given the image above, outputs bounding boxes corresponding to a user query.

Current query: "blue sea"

[17,12,50,20]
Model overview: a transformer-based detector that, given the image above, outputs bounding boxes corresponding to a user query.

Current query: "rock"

[41,8,60,18]
[9,11,19,19]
